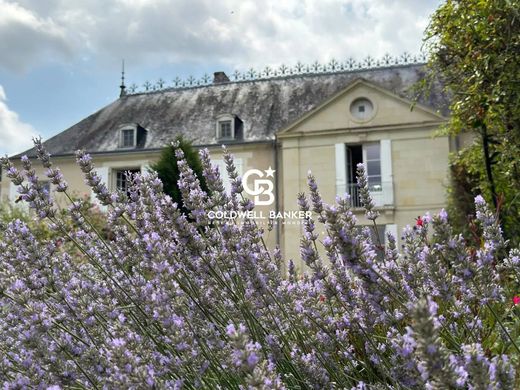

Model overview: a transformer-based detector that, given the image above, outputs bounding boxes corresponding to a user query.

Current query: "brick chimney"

[213,71,230,84]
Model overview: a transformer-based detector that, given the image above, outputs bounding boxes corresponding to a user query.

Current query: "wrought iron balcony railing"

[337,181,394,208]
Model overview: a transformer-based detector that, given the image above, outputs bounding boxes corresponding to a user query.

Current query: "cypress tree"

[151,136,209,214]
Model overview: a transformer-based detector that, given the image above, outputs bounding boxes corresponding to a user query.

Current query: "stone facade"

[0,64,452,268]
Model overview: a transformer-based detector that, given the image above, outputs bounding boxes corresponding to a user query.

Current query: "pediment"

[278,79,446,136]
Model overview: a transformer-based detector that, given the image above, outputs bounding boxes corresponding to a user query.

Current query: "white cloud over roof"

[0,85,38,156]
[1,0,441,71]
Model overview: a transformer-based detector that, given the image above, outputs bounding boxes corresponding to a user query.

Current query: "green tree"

[424,0,520,242]
[151,136,208,213]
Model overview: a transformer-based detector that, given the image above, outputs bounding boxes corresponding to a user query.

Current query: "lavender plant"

[0,139,519,389]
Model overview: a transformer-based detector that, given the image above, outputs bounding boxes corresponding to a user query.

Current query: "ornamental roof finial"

[119,59,126,98]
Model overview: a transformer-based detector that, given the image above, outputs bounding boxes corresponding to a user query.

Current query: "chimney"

[213,71,230,84]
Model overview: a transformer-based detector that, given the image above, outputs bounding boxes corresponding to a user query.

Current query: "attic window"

[120,128,136,148]
[219,121,233,139]
[350,98,374,121]
[216,114,243,142]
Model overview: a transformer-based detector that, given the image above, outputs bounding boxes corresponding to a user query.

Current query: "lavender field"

[0,139,518,388]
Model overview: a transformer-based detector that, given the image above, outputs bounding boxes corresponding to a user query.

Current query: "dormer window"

[117,123,148,149]
[120,128,136,148]
[219,120,233,139]
[216,114,243,142]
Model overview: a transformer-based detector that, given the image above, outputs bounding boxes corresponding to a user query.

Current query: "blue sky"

[0,0,441,156]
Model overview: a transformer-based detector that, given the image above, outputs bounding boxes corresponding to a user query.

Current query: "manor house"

[1,57,453,265]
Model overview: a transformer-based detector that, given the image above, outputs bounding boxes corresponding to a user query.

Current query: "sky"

[0,0,442,156]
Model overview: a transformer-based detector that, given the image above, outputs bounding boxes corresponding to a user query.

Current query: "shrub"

[0,139,518,388]
[150,136,209,215]
[0,193,106,244]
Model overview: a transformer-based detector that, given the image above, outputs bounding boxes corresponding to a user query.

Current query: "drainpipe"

[273,137,280,247]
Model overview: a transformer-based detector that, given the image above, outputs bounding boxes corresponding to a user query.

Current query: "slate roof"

[20,63,448,157]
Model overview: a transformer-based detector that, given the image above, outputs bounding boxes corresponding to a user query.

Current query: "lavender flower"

[356,163,379,220]
[0,138,517,388]
[75,150,112,205]
[410,298,458,388]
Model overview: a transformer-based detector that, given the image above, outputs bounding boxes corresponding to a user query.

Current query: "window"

[115,169,140,193]
[345,143,381,188]
[120,128,135,148]
[356,224,396,260]
[219,120,233,139]
[117,123,148,149]
[356,224,387,258]
[364,143,382,191]
[350,98,374,121]
[344,143,381,207]
[216,114,243,141]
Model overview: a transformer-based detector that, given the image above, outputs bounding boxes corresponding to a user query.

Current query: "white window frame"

[350,98,374,121]
[362,143,382,192]
[335,140,393,207]
[89,161,150,211]
[118,125,137,149]
[114,168,141,193]
[385,224,398,247]
[216,114,235,141]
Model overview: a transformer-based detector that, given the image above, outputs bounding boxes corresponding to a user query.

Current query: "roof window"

[120,128,136,148]
[216,114,243,142]
[117,123,148,149]
[218,120,233,140]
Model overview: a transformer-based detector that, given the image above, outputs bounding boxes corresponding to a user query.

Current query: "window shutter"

[234,158,243,176]
[9,182,18,204]
[9,182,29,211]
[335,143,346,196]
[380,139,393,205]
[140,163,151,177]
[384,224,398,247]
[90,167,109,210]
[212,160,229,192]
[212,158,243,194]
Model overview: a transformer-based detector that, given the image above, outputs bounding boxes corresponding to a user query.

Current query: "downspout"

[273,137,280,247]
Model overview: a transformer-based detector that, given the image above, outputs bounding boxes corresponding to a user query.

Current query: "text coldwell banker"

[207,210,312,220]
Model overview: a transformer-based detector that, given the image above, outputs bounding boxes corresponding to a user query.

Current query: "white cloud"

[2,0,441,71]
[0,0,73,71]
[0,85,38,156]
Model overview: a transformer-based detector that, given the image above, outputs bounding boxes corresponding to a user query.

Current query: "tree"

[151,136,208,213]
[424,0,520,242]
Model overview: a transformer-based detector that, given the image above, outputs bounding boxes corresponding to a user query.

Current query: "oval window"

[350,98,374,121]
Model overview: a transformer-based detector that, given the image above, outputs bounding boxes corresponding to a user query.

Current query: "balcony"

[336,181,394,208]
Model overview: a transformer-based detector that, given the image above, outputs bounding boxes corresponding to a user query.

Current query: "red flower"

[513,296,520,305]
[416,216,424,227]
[319,295,326,302]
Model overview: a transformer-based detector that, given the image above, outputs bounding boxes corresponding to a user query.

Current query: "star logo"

[264,166,275,178]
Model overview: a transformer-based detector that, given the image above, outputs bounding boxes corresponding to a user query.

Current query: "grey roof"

[20,64,448,157]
